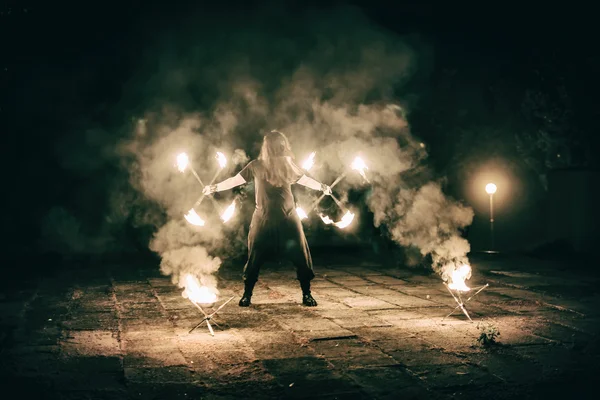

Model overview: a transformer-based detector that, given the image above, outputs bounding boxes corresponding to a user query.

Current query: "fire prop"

[184,209,205,227]
[220,200,236,223]
[296,153,368,229]
[319,210,355,229]
[188,297,235,336]
[442,264,489,322]
[177,151,232,226]
[182,274,235,336]
[301,151,316,171]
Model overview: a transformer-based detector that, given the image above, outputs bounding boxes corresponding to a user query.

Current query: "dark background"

[2,1,598,263]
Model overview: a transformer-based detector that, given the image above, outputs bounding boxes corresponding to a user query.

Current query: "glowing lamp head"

[176,153,189,173]
[485,183,497,195]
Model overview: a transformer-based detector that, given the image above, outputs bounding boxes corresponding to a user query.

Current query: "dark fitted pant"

[243,210,315,285]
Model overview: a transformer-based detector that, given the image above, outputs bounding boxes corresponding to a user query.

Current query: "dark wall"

[547,169,599,254]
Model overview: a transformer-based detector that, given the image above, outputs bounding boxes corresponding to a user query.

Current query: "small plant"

[477,321,501,347]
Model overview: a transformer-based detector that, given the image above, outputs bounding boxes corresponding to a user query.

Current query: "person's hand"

[202,184,217,195]
[321,183,332,196]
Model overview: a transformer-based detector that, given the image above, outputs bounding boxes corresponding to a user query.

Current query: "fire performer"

[203,130,332,307]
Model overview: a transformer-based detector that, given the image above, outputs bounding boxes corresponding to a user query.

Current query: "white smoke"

[121,115,249,291]
[369,182,474,279]
[120,5,474,288]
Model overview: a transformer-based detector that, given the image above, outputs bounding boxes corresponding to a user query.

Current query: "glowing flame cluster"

[176,153,189,173]
[221,200,236,223]
[296,206,308,220]
[184,209,205,226]
[448,264,472,292]
[182,274,217,304]
[318,210,355,229]
[319,214,334,225]
[178,151,226,173]
[335,210,355,229]
[351,157,369,182]
[301,152,316,171]
[216,152,227,169]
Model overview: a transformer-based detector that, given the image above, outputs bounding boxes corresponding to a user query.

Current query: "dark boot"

[239,280,255,307]
[300,280,317,307]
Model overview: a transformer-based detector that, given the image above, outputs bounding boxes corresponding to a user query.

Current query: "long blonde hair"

[257,130,301,187]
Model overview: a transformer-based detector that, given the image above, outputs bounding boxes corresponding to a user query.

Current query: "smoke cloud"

[369,182,474,279]
[47,5,474,290]
[120,115,250,290]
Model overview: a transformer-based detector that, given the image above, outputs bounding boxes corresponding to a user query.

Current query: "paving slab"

[263,357,363,397]
[278,316,343,331]
[343,366,424,396]
[409,362,503,390]
[124,366,197,383]
[378,293,440,308]
[62,313,120,331]
[328,314,392,329]
[336,266,384,276]
[364,275,409,285]
[296,328,357,341]
[391,348,467,367]
[60,330,121,356]
[341,296,398,310]
[309,338,397,368]
[3,253,600,399]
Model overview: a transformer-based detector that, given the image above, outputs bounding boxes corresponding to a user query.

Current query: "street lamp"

[485,183,497,251]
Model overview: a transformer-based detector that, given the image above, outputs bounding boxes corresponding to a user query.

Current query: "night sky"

[2,1,598,259]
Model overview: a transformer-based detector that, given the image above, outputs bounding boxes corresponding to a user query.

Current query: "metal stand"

[189,296,235,336]
[442,283,489,322]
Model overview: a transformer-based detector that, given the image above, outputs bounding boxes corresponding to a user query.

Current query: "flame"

[448,264,472,292]
[334,210,355,229]
[221,200,236,223]
[216,152,227,169]
[319,214,334,224]
[351,157,369,182]
[296,206,308,220]
[176,153,189,172]
[184,209,205,226]
[319,211,355,229]
[301,152,316,171]
[182,274,217,304]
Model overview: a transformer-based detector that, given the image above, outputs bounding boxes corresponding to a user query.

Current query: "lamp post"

[485,183,497,251]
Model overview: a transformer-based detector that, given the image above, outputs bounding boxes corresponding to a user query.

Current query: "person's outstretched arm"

[204,160,256,195]
[286,156,332,194]
[203,174,246,195]
[297,175,332,195]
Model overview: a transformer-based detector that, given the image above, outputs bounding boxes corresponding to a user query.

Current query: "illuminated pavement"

[1,253,598,399]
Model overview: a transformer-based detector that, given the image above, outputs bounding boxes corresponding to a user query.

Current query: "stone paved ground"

[1,252,599,399]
